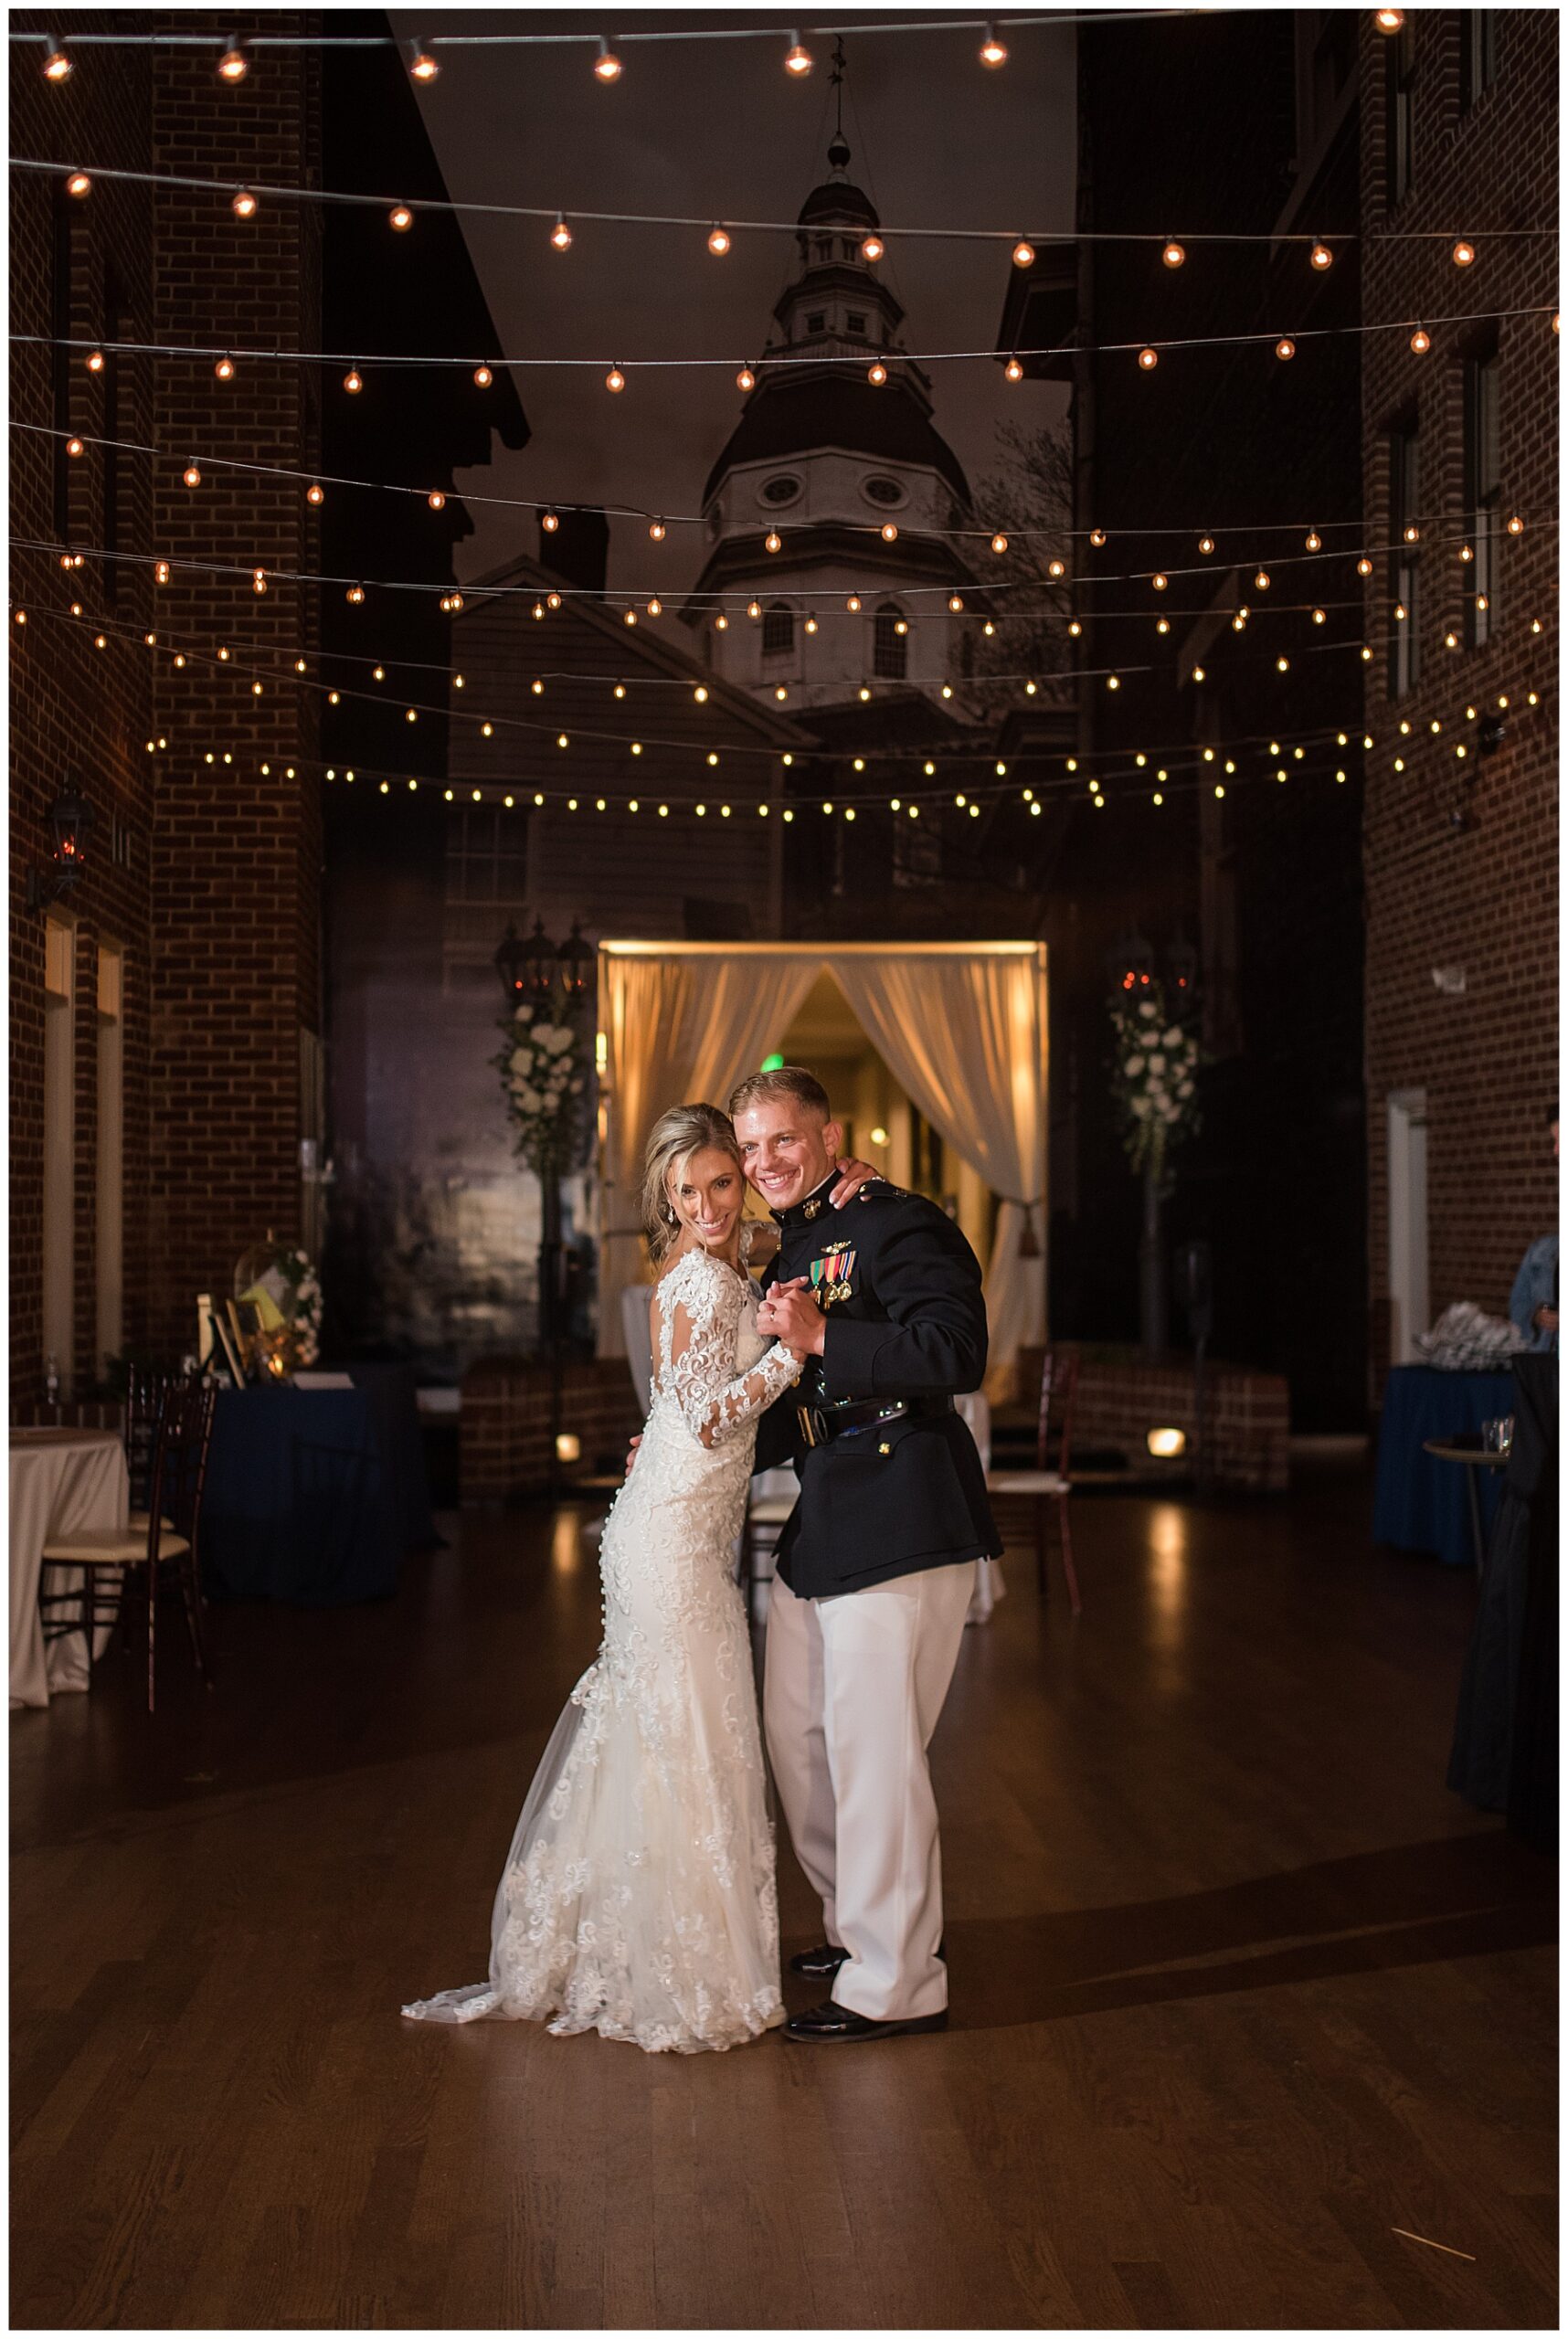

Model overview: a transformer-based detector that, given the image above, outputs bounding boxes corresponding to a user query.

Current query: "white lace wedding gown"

[403,1245,802,2053]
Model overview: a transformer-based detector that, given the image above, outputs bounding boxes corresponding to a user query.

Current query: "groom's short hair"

[728,1064,832,1122]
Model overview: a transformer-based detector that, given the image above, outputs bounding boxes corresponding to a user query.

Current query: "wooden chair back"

[1035,1348,1080,1477]
[148,1380,219,1561]
[124,1365,176,1513]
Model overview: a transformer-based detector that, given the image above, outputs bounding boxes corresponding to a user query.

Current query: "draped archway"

[596,941,1047,1376]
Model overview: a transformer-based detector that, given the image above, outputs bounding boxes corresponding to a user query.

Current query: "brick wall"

[461,1355,644,1504]
[1360,10,1559,1387]
[1015,1344,1290,1492]
[9,11,324,1402]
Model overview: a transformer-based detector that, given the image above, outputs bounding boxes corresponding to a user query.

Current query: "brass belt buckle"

[799,1404,829,1449]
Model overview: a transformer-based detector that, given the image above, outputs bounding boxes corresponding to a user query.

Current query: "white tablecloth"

[9,1428,130,1709]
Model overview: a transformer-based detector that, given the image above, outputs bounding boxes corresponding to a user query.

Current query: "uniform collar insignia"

[773,1169,840,1230]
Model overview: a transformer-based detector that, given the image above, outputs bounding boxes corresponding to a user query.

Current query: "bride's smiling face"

[668,1145,747,1254]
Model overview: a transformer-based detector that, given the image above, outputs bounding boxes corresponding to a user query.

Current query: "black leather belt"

[796,1394,955,1450]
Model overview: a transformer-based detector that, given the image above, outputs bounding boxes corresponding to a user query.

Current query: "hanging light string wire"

[10,159,1562,253]
[14,422,1549,564]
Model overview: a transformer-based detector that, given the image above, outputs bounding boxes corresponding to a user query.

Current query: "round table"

[1422,1437,1509,1576]
[9,1427,130,1709]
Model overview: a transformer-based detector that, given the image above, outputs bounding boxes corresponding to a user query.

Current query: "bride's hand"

[829,1157,885,1207]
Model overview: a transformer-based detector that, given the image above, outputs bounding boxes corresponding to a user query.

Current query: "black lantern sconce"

[493,920,529,1002]
[27,778,95,910]
[557,916,594,997]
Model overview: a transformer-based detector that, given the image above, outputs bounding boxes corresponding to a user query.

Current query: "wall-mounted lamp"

[27,779,95,909]
[1146,1425,1187,1458]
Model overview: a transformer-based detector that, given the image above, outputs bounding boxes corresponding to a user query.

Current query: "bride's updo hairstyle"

[642,1102,745,1268]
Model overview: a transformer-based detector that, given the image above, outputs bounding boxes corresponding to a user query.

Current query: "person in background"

[1508,1104,1558,1353]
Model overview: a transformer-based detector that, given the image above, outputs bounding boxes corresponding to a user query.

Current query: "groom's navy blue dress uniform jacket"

[755,1174,1001,1599]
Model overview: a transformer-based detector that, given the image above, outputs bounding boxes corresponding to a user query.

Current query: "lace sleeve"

[652,1255,803,1449]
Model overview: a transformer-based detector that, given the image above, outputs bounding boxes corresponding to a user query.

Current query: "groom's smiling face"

[733,1096,842,1213]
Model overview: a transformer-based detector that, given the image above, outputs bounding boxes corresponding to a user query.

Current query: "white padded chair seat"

[41,1527,190,1566]
[987,1469,1069,1496]
[128,1510,176,1532]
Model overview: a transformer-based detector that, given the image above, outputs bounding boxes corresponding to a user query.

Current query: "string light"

[551,213,572,251]
[232,186,257,219]
[1275,337,1296,361]
[1012,239,1035,269]
[862,235,885,264]
[1375,9,1405,28]
[736,363,756,391]
[846,594,862,613]
[1409,326,1431,354]
[1004,356,1023,383]
[1162,240,1185,269]
[183,461,201,487]
[707,225,731,257]
[389,204,414,233]
[1199,534,1214,554]
[979,22,1008,67]
[1305,529,1321,551]
[217,38,249,83]
[1138,347,1159,371]
[84,349,105,373]
[67,172,91,198]
[784,30,812,75]
[765,530,782,554]
[42,37,72,80]
[880,522,898,543]
[649,517,666,540]
[473,364,493,387]
[593,36,621,82]
[408,39,440,81]
[344,365,363,393]
[867,360,888,386]
[1090,529,1107,547]
[605,365,626,393]
[1309,241,1333,271]
[1451,239,1476,269]
[215,355,235,381]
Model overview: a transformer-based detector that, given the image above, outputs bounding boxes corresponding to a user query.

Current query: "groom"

[735,1064,1001,2042]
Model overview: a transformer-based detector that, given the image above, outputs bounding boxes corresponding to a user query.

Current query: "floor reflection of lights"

[551,1512,581,1576]
[1147,1502,1189,1632]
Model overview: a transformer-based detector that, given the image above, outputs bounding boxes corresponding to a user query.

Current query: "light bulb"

[594,37,621,81]
[155,561,170,583]
[1309,241,1333,271]
[347,583,365,604]
[648,597,662,617]
[747,600,762,620]
[784,31,812,74]
[1012,239,1035,269]
[551,214,572,251]
[1138,346,1158,370]
[649,517,666,541]
[948,593,965,613]
[707,225,731,257]
[606,365,626,393]
[344,365,363,393]
[846,594,862,613]
[1048,556,1067,579]
[1004,356,1023,382]
[880,522,897,542]
[1312,607,1326,624]
[547,591,562,609]
[473,364,493,387]
[867,360,887,386]
[1090,528,1107,547]
[991,534,1008,555]
[1275,337,1296,360]
[1306,528,1321,550]
[1358,556,1372,576]
[389,205,414,233]
[215,354,235,380]
[85,349,104,373]
[766,529,781,553]
[541,510,559,532]
[1162,240,1185,269]
[1404,524,1419,543]
[861,235,885,263]
[1151,572,1168,591]
[408,40,440,81]
[715,613,727,630]
[1507,513,1524,535]
[980,22,1008,67]
[232,187,257,219]
[895,618,907,635]
[428,490,445,510]
[66,171,91,198]
[1409,326,1430,354]
[252,567,267,592]
[1255,569,1270,589]
[183,462,201,487]
[1452,238,1476,268]
[1375,8,1405,28]
[736,363,756,391]
[1199,534,1214,554]
[42,39,71,80]
[217,39,248,82]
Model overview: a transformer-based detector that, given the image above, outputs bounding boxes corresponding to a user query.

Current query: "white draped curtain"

[596,945,1046,1373]
[598,950,819,1355]
[831,950,1046,1379]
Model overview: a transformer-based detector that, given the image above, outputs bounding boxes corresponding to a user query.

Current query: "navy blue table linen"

[1372,1362,1513,1567]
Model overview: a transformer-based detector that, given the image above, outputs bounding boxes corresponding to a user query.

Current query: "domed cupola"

[681,135,978,716]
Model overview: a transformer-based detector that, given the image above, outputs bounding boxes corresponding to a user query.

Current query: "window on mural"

[762,603,794,658]
[1387,418,1421,700]
[1384,20,1415,206]
[874,604,907,680]
[806,312,826,334]
[846,312,866,334]
[1465,347,1500,649]
[863,476,903,506]
[1458,10,1496,111]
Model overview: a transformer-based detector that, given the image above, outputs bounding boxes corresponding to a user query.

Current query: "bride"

[402,1103,811,2053]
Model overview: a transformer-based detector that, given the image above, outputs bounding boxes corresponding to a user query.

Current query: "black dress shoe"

[789,1942,850,1977]
[784,1999,948,2043]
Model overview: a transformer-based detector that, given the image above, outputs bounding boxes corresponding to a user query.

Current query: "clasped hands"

[756,1277,826,1360]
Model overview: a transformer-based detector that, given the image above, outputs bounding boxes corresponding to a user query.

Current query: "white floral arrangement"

[496,1000,590,1175]
[280,1250,323,1366]
[1109,981,1203,1180]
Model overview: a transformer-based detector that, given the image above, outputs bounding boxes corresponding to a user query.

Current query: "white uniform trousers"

[764,1559,975,2023]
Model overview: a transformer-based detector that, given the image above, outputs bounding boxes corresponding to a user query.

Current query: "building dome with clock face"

[680,136,978,714]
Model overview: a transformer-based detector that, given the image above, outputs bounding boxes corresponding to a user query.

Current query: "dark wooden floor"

[11,1458,1557,2330]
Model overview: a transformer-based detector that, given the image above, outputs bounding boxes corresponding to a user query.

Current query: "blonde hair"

[727,1063,832,1122]
[641,1103,745,1267]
